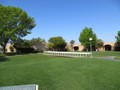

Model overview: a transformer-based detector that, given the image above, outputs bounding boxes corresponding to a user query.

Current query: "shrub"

[17,47,34,54]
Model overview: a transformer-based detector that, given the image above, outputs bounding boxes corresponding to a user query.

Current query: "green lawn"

[93,51,120,57]
[0,53,120,90]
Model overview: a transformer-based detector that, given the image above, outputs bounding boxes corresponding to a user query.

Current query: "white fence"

[44,51,92,57]
[0,84,38,90]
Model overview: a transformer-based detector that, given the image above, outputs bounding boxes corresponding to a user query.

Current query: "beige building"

[1,42,117,53]
[1,43,16,53]
[73,44,84,51]
[67,42,116,52]
[98,42,115,51]
[66,43,84,51]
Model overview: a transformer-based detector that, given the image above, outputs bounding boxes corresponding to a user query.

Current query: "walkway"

[98,56,120,61]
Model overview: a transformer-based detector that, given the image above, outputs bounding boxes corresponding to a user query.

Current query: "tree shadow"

[0,56,9,62]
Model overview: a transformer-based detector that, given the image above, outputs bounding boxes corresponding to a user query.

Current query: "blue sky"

[1,0,120,43]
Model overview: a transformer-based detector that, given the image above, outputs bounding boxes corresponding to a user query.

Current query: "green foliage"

[14,38,46,53]
[70,40,75,45]
[48,36,67,51]
[30,38,46,52]
[14,38,45,48]
[115,31,120,51]
[17,47,34,54]
[0,5,36,53]
[79,27,97,50]
[116,31,120,45]
[96,39,104,48]
[14,39,31,48]
[47,43,54,50]
[13,39,33,53]
[30,37,46,46]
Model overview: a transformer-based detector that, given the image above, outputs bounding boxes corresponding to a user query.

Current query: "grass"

[0,52,120,90]
[93,51,120,57]
[114,56,120,60]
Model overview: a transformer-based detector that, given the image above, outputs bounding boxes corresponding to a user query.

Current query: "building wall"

[4,42,116,53]
[99,42,115,51]
[73,44,84,51]
[6,43,16,53]
[68,42,116,52]
[66,44,84,51]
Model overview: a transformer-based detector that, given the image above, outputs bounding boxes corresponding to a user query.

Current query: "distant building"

[99,42,115,51]
[6,43,16,53]
[1,42,118,53]
[4,42,46,53]
[0,43,16,53]
[66,43,84,51]
[67,42,116,51]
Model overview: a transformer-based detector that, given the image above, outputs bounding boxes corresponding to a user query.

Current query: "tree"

[13,39,32,53]
[48,36,67,51]
[30,37,46,46]
[70,40,75,46]
[70,40,75,51]
[14,38,46,53]
[115,31,120,51]
[0,5,36,53]
[47,43,54,50]
[30,37,46,52]
[96,39,104,51]
[79,27,97,51]
[14,39,31,48]
[116,31,120,44]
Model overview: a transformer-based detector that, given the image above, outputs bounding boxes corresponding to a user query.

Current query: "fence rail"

[0,84,38,90]
[44,51,92,57]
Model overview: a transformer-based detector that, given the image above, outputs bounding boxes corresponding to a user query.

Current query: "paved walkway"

[98,56,120,61]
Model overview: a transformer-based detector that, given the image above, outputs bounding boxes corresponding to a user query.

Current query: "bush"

[17,47,34,54]
[114,46,120,51]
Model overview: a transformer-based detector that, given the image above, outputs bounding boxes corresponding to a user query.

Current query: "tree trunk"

[3,44,6,54]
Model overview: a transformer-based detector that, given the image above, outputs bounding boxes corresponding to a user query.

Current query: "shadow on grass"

[0,56,9,62]
[5,53,18,56]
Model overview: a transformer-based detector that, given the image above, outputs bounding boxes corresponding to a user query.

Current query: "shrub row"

[114,46,120,51]
[17,47,34,54]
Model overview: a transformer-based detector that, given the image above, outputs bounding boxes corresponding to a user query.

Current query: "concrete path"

[98,56,120,61]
